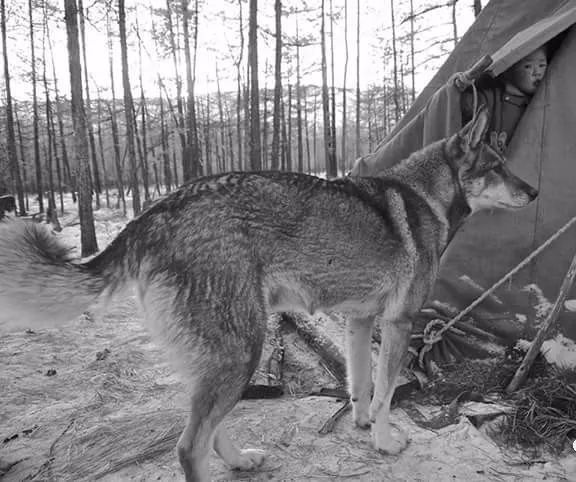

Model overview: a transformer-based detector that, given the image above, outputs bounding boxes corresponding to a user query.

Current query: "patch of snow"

[522,284,553,324]
[541,334,576,369]
[515,334,576,369]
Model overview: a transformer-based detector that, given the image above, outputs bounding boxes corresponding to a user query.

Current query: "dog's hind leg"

[172,307,267,481]
[346,316,375,428]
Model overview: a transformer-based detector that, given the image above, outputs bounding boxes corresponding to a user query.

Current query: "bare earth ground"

[1,206,576,481]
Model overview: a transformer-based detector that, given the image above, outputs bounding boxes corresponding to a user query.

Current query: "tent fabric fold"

[351,0,576,341]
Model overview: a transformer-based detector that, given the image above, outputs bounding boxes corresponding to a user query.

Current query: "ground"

[1,201,575,481]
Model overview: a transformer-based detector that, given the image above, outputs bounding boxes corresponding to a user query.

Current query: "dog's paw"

[352,403,371,429]
[230,448,266,471]
[372,424,409,455]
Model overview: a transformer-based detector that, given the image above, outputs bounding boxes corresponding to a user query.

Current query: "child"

[458,46,548,152]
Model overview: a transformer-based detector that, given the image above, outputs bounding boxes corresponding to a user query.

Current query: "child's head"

[503,46,548,96]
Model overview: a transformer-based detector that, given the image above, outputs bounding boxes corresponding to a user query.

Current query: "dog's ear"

[462,105,490,150]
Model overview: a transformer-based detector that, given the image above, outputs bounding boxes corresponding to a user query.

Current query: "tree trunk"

[159,89,173,190]
[321,0,336,178]
[96,93,111,208]
[181,0,201,180]
[2,0,26,215]
[235,0,244,171]
[203,94,213,176]
[78,0,101,209]
[118,0,141,215]
[14,108,30,211]
[262,78,268,170]
[29,0,43,213]
[452,0,459,47]
[329,0,337,173]
[341,0,348,175]
[64,0,97,256]
[248,0,261,170]
[409,0,416,103]
[286,83,292,172]
[166,0,187,173]
[271,0,282,171]
[46,12,74,203]
[474,0,482,17]
[136,15,150,202]
[296,22,303,173]
[355,0,361,158]
[390,0,400,123]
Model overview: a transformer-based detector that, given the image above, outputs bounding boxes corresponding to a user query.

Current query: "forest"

[0,0,480,254]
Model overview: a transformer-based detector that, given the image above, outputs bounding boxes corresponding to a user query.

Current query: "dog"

[0,106,537,481]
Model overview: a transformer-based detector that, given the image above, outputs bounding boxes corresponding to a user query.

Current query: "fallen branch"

[282,312,347,385]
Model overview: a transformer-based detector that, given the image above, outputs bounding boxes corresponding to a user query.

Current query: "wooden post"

[506,250,576,393]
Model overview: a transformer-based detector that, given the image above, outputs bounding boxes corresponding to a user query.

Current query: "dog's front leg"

[346,316,375,428]
[370,315,412,454]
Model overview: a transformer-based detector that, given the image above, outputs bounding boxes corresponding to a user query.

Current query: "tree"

[390,0,400,123]
[355,0,361,158]
[321,0,336,178]
[474,0,482,17]
[341,0,348,175]
[118,0,141,215]
[79,0,101,209]
[271,0,282,171]
[29,0,43,213]
[248,0,261,170]
[1,0,26,213]
[181,0,201,180]
[64,0,97,256]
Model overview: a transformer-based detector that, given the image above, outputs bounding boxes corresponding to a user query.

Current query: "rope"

[425,213,576,345]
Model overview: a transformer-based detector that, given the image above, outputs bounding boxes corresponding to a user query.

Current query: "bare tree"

[341,0,348,175]
[390,0,400,123]
[106,8,126,214]
[118,0,141,215]
[271,0,282,170]
[181,0,201,180]
[474,0,482,17]
[355,0,361,158]
[248,0,261,170]
[234,0,244,171]
[29,0,43,212]
[1,0,26,213]
[321,0,336,178]
[451,0,459,46]
[166,0,186,174]
[79,0,101,209]
[64,0,97,256]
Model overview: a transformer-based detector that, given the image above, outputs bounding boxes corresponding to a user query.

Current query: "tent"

[351,0,576,341]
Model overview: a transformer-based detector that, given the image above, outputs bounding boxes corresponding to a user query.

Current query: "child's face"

[507,48,548,95]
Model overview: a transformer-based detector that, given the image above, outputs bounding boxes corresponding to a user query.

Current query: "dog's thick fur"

[0,108,537,482]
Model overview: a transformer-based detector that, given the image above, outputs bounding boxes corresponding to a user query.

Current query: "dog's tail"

[0,221,125,331]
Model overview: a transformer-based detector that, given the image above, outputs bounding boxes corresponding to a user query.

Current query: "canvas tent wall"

[351,0,576,340]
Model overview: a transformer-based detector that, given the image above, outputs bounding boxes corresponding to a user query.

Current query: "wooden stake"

[506,250,576,393]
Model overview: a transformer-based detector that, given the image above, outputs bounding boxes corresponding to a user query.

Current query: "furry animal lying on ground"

[0,107,537,482]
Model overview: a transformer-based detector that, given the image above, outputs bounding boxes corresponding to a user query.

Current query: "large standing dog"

[0,107,537,481]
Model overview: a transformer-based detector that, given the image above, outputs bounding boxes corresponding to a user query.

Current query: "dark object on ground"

[0,195,16,220]
[242,385,283,399]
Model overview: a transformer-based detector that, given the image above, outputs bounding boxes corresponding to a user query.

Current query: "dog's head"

[445,105,538,213]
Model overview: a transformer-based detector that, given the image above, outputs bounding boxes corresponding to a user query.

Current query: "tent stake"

[506,249,576,393]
